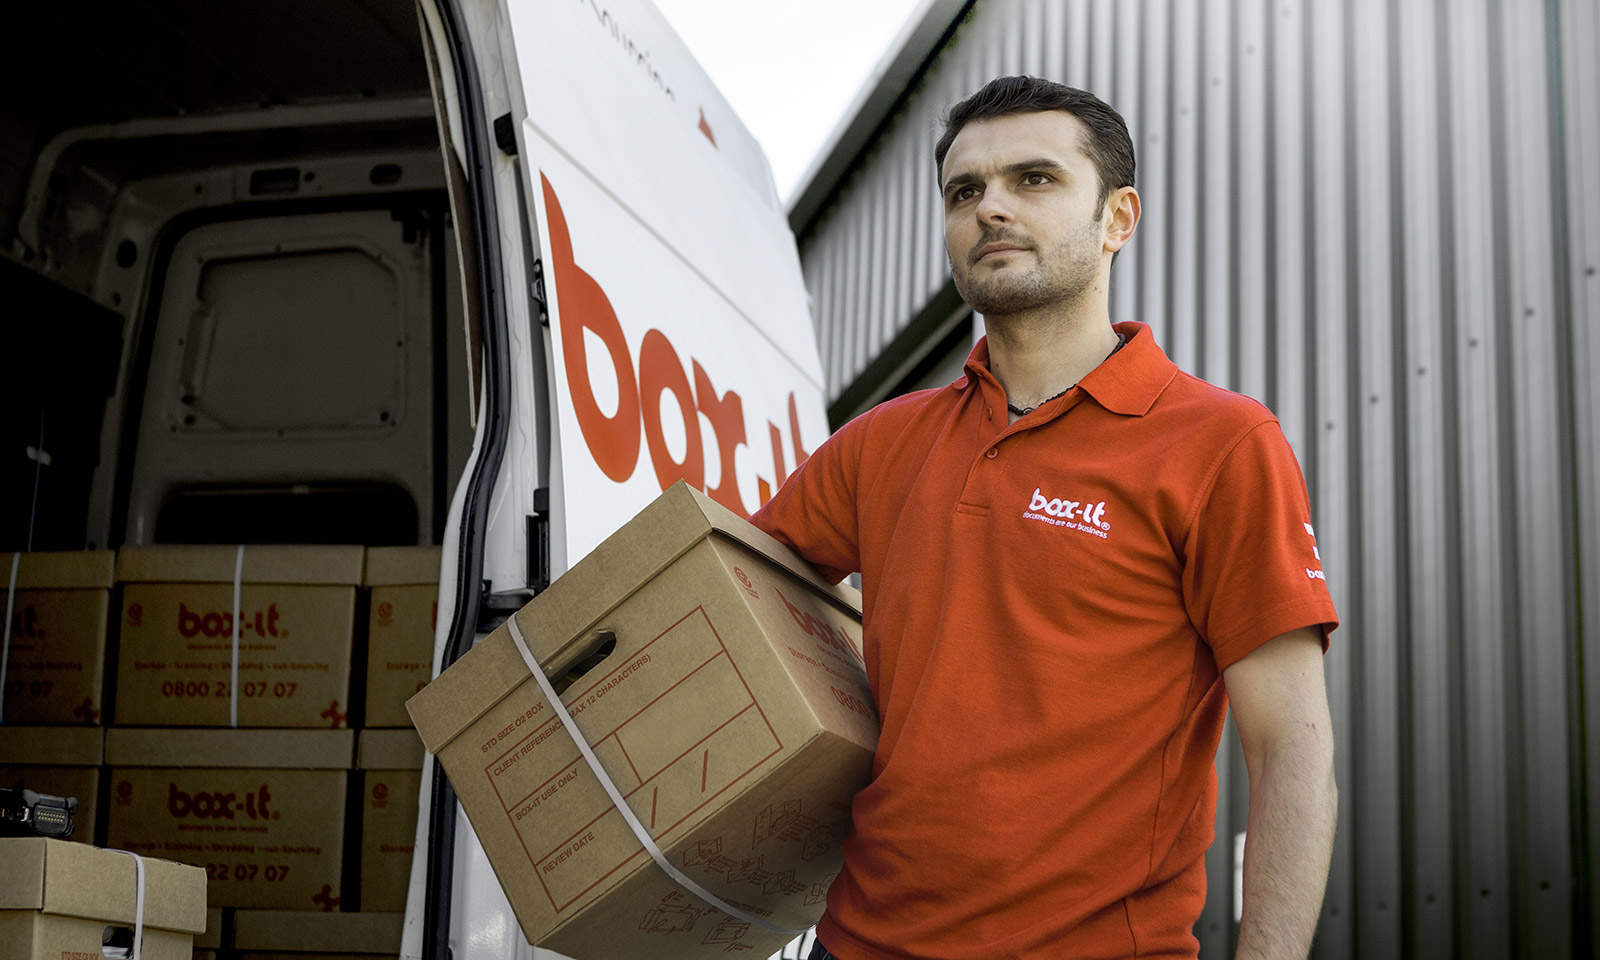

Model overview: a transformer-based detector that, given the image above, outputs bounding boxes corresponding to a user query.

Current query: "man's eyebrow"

[940,158,1070,195]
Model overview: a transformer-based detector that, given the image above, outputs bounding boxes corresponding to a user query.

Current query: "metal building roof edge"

[785,0,975,239]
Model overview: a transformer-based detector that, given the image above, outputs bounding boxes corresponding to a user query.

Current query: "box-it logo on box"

[7,603,41,639]
[176,602,286,639]
[167,781,279,821]
[778,588,862,660]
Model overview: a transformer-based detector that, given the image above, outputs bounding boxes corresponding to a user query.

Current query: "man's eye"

[949,186,978,203]
[1023,172,1050,185]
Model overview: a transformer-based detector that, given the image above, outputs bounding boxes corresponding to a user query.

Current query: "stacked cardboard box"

[192,907,225,960]
[356,729,423,913]
[113,545,363,728]
[408,483,877,960]
[232,909,402,960]
[362,546,440,728]
[103,728,354,911]
[1,549,115,724]
[0,837,207,960]
[0,726,103,842]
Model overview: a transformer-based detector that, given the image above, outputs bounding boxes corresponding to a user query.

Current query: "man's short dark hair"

[935,76,1136,213]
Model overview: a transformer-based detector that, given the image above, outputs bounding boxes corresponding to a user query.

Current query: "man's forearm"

[1233,740,1338,960]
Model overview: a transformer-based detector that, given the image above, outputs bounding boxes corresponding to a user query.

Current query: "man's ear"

[1104,186,1141,253]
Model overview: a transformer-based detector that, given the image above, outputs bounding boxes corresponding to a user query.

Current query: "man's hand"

[1222,626,1337,960]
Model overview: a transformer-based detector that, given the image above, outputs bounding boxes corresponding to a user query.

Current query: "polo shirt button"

[985,406,993,418]
[985,448,998,459]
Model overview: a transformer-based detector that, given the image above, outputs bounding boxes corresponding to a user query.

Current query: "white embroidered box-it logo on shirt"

[1024,487,1110,538]
[1304,522,1327,580]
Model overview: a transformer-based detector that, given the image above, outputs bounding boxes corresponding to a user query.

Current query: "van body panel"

[504,0,829,569]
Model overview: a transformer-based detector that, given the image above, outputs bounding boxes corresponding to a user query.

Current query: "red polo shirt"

[752,321,1337,960]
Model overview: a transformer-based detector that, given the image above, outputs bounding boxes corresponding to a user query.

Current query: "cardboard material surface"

[0,837,206,960]
[363,547,440,727]
[355,730,423,911]
[104,730,350,911]
[1,550,116,724]
[106,728,354,768]
[0,725,104,765]
[233,909,403,952]
[357,729,424,771]
[113,545,360,727]
[358,768,419,913]
[407,483,876,959]
[196,907,226,949]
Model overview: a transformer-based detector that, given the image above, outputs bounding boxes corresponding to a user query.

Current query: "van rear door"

[412,1,827,957]
[506,0,827,568]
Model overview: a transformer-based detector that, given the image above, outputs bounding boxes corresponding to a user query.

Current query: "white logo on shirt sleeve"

[1304,523,1326,580]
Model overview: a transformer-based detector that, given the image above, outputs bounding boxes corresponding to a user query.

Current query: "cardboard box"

[195,906,225,949]
[356,729,423,912]
[408,482,877,959]
[362,547,440,728]
[233,909,402,958]
[0,726,104,842]
[113,545,363,728]
[0,837,207,960]
[1,550,115,725]
[104,728,353,911]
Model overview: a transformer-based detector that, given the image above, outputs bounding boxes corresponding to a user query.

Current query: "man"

[752,77,1338,960]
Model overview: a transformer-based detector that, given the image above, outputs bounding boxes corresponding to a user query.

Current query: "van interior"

[1,0,475,556]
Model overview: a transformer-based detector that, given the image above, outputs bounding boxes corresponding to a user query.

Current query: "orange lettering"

[542,173,641,482]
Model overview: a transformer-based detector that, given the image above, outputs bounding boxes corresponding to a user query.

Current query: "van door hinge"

[530,260,548,326]
[477,582,536,634]
[493,113,518,156]
[528,488,551,592]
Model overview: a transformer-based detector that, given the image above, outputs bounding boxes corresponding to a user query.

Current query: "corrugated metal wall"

[792,0,1600,957]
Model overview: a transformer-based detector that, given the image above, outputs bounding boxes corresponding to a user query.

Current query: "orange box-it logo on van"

[541,173,812,515]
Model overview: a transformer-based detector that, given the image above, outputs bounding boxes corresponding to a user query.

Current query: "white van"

[2,1,827,957]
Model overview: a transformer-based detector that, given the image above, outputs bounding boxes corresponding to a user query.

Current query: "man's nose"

[974,188,1012,223]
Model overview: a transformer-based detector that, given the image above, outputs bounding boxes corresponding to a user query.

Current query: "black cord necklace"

[1005,333,1128,417]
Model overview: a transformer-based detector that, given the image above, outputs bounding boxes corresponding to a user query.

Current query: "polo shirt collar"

[961,320,1178,417]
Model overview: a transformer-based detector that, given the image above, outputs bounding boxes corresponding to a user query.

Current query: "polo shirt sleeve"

[749,412,868,584]
[1181,418,1339,670]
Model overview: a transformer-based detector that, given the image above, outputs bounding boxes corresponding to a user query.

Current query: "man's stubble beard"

[952,215,1103,322]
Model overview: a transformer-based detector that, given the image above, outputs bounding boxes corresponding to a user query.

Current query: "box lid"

[0,838,207,933]
[357,728,425,770]
[407,481,861,754]
[0,726,104,766]
[231,910,403,952]
[105,728,354,769]
[115,545,365,585]
[363,546,443,587]
[2,550,115,590]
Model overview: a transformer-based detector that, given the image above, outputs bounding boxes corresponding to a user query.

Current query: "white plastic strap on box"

[230,544,244,728]
[505,614,807,938]
[1,552,18,723]
[106,848,147,960]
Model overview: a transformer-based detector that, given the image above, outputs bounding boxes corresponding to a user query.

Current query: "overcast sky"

[653,0,927,206]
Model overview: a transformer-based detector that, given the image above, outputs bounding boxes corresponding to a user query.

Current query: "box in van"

[104,728,353,911]
[113,545,362,728]
[232,908,403,959]
[356,728,425,913]
[362,546,441,728]
[0,837,207,960]
[1,550,115,724]
[0,726,104,842]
